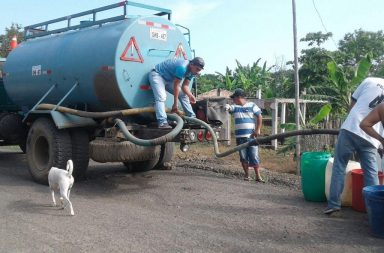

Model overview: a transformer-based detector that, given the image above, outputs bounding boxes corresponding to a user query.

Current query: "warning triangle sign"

[174,43,188,60]
[120,36,144,63]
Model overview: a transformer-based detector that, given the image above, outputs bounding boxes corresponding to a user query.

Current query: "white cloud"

[171,1,222,25]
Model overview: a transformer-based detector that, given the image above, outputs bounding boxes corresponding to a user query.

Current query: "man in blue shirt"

[149,57,204,128]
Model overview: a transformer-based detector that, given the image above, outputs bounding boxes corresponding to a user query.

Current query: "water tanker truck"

[0,2,230,184]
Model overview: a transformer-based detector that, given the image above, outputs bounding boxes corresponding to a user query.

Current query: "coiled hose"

[115,113,184,146]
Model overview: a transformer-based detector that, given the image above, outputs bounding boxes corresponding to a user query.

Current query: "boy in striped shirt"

[226,89,264,182]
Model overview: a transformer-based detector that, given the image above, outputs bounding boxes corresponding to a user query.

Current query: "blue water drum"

[363,185,384,238]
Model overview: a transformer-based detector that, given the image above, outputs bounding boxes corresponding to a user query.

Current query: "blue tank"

[4,13,192,112]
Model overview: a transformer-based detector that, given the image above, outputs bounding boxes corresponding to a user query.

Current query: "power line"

[312,0,338,49]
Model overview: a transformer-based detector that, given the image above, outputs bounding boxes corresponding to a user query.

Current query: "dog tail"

[66,159,74,177]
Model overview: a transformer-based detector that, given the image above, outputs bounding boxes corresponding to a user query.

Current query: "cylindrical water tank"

[3,16,192,112]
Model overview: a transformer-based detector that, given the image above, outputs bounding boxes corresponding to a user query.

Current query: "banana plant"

[215,68,236,91]
[278,103,332,155]
[234,59,274,97]
[304,53,372,118]
[326,52,372,116]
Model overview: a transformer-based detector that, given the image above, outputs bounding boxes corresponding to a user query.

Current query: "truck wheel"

[123,155,160,172]
[154,142,175,169]
[70,129,89,181]
[26,118,72,185]
[0,113,27,144]
[0,112,8,128]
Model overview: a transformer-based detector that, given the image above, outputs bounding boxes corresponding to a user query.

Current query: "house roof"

[197,88,232,99]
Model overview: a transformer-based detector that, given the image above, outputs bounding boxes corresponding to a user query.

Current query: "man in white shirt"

[324,77,384,215]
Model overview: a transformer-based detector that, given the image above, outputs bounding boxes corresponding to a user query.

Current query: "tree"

[270,67,295,98]
[299,32,334,93]
[337,29,384,76]
[0,23,24,57]
[196,74,218,95]
[300,32,333,47]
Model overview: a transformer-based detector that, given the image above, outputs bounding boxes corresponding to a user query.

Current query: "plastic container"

[363,185,384,238]
[351,169,384,212]
[301,152,331,202]
[325,158,360,206]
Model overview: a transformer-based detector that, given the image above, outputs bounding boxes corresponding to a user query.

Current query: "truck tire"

[26,118,72,185]
[0,113,27,144]
[0,112,8,126]
[70,129,89,181]
[90,138,160,163]
[154,142,175,169]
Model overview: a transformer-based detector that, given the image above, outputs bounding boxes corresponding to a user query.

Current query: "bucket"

[363,185,384,238]
[351,169,384,212]
[301,152,331,202]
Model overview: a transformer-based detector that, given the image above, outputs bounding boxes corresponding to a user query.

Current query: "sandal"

[244,176,251,181]
[256,178,265,183]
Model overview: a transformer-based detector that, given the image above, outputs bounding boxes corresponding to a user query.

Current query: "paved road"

[0,149,383,253]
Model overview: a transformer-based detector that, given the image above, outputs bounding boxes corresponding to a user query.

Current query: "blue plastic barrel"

[363,185,384,238]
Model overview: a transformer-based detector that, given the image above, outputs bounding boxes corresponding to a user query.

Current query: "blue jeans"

[148,71,196,125]
[236,137,260,166]
[328,129,379,209]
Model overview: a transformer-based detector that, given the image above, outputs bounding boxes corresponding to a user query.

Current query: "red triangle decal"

[174,43,188,60]
[120,36,144,63]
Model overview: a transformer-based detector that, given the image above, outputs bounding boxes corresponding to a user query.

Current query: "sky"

[1,0,384,74]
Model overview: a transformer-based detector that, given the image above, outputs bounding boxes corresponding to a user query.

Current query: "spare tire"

[90,138,160,163]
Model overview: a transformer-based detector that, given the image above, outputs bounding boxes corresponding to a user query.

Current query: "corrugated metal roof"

[197,88,232,99]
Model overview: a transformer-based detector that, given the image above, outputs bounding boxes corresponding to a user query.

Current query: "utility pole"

[292,0,301,175]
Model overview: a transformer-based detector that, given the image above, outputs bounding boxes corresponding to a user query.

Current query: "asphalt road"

[0,149,383,253]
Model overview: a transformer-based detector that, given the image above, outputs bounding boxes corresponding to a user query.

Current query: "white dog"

[48,160,75,216]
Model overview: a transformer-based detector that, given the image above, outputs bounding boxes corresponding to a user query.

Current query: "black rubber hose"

[115,113,184,146]
[184,116,339,158]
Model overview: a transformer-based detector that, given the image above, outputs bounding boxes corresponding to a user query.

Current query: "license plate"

[150,28,167,41]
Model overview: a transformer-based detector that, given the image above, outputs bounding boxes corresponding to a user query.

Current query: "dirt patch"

[174,142,301,189]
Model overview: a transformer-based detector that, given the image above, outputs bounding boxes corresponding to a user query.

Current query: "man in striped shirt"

[226,89,264,182]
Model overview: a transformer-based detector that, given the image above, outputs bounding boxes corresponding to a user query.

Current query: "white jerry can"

[325,158,361,206]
